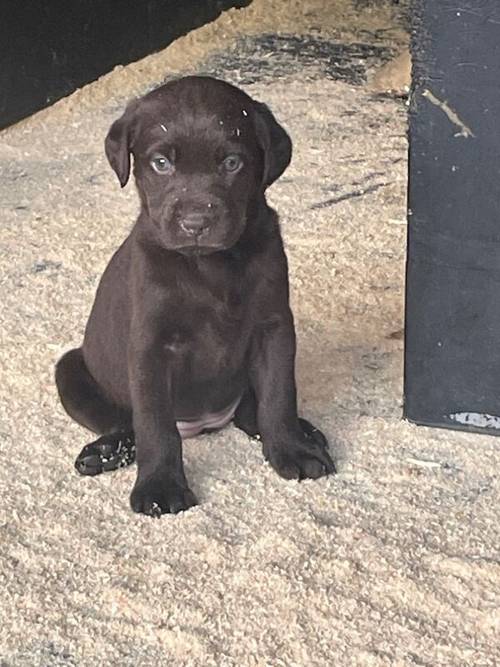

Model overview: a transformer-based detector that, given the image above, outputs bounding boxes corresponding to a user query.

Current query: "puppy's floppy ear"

[104,100,138,188]
[253,102,292,188]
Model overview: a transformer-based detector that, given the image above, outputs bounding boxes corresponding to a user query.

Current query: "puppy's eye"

[222,154,243,173]
[150,154,173,174]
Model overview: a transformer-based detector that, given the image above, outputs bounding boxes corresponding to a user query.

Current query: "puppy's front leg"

[251,311,336,481]
[128,336,197,517]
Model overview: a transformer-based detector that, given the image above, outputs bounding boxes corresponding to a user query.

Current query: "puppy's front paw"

[130,471,197,517]
[299,418,328,450]
[263,427,336,481]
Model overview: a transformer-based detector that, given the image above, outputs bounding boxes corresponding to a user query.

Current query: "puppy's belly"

[176,394,242,438]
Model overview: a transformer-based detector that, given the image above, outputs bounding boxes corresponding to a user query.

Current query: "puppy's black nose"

[180,214,210,237]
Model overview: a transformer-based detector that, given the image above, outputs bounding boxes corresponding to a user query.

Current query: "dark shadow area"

[198,33,392,86]
[0,0,251,129]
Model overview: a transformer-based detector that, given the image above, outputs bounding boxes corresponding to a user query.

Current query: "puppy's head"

[105,76,291,255]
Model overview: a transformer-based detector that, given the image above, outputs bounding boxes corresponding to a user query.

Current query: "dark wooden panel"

[405,0,500,434]
[0,0,250,129]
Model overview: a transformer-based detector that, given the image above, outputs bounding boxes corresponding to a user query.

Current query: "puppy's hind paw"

[263,426,336,481]
[74,431,136,476]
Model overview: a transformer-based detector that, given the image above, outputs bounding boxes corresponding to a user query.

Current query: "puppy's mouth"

[174,244,226,257]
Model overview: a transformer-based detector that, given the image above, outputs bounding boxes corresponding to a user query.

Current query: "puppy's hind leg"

[233,387,329,451]
[55,348,135,475]
[55,348,130,433]
[233,387,260,438]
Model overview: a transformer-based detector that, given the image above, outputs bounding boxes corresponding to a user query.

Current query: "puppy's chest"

[162,293,247,376]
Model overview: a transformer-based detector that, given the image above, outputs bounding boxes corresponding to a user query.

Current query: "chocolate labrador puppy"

[55,76,335,517]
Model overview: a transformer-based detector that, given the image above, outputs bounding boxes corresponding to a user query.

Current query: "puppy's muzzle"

[179,212,212,238]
